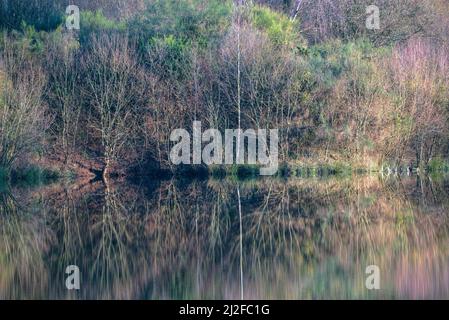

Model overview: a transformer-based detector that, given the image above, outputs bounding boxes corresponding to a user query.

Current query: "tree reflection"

[1,175,449,299]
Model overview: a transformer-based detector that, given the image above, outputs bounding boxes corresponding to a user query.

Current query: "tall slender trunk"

[237,186,244,300]
[236,1,242,161]
[291,0,302,21]
[419,136,424,168]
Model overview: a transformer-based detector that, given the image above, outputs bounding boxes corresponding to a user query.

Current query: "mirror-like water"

[1,175,449,299]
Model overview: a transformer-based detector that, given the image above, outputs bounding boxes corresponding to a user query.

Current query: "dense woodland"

[0,0,448,180]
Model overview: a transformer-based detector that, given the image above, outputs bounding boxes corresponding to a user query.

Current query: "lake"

[1,175,449,299]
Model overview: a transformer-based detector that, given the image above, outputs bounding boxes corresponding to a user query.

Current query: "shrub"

[383,39,449,165]
[303,39,391,160]
[79,11,126,46]
[0,37,49,170]
[428,157,449,172]
[297,0,438,46]
[128,0,232,51]
[0,0,62,31]
[249,5,302,48]
[147,34,192,80]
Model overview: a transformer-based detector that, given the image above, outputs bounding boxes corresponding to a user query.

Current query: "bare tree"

[297,0,433,45]
[82,35,148,182]
[388,40,449,166]
[45,33,82,168]
[0,37,49,170]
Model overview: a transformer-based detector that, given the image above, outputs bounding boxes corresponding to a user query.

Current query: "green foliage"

[13,24,46,54]
[149,34,192,80]
[233,164,260,179]
[129,0,232,50]
[0,0,62,31]
[209,165,227,179]
[10,166,60,186]
[79,11,126,45]
[307,39,382,88]
[0,26,40,56]
[0,166,50,187]
[304,39,387,122]
[249,5,301,47]
[428,157,449,173]
[0,24,77,59]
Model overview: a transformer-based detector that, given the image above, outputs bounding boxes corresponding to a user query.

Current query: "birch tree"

[83,35,148,182]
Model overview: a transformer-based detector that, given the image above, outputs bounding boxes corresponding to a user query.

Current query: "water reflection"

[1,175,449,299]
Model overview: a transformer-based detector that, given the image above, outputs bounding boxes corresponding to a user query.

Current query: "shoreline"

[2,160,449,188]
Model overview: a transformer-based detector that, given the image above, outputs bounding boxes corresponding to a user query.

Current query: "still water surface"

[1,175,449,299]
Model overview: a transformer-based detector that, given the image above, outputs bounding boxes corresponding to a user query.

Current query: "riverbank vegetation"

[0,0,448,181]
